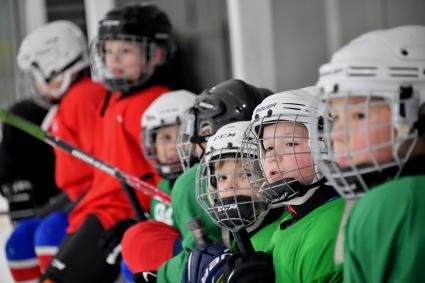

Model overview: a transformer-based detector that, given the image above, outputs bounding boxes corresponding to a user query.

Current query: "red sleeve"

[51,77,107,201]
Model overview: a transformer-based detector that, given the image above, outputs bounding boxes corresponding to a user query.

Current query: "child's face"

[104,40,144,81]
[214,159,255,199]
[34,78,63,98]
[330,97,393,167]
[155,125,180,164]
[262,121,315,185]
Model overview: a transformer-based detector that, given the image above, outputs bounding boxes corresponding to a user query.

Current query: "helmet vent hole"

[254,114,259,119]
[333,84,339,93]
[267,109,273,116]
[400,49,408,56]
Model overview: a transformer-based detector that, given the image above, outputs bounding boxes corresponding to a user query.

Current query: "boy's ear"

[150,46,165,67]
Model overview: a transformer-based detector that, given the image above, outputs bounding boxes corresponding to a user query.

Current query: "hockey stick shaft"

[0,108,172,206]
[232,227,255,257]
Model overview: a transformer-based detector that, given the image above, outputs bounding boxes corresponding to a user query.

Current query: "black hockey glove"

[223,251,275,283]
[182,241,233,283]
[98,218,137,263]
[134,271,157,283]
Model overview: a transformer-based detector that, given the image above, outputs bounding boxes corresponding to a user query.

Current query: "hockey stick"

[0,108,172,208]
[231,227,255,257]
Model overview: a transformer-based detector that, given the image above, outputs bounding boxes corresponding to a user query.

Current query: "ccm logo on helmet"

[211,133,236,141]
[216,204,238,212]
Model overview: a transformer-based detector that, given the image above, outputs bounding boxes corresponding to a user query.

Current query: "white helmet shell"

[197,121,269,232]
[316,25,425,199]
[141,90,196,179]
[17,20,89,98]
[244,87,330,207]
[250,86,323,140]
[204,121,257,164]
[142,90,197,131]
[317,25,425,133]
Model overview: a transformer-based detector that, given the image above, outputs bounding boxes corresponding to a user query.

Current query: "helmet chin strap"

[35,71,72,99]
[267,177,327,208]
[282,187,318,206]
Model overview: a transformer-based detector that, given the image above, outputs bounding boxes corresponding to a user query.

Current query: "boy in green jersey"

[183,121,287,283]
[120,90,196,282]
[224,87,344,283]
[157,79,272,283]
[316,26,425,283]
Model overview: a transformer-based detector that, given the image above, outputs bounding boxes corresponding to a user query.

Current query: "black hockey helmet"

[195,79,272,137]
[177,79,272,170]
[98,4,173,50]
[90,4,175,92]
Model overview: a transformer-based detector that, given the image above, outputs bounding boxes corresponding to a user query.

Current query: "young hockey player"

[316,25,425,282]
[4,20,106,282]
[157,79,272,283]
[223,87,344,283]
[183,121,289,283]
[120,90,196,282]
[0,95,60,283]
[196,121,270,233]
[42,4,175,283]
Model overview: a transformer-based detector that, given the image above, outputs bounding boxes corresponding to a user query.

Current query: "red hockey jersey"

[50,76,107,201]
[67,85,169,232]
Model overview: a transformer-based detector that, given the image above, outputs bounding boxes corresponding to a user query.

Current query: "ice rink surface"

[0,196,14,283]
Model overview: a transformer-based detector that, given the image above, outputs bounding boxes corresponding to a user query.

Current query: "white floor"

[0,196,14,283]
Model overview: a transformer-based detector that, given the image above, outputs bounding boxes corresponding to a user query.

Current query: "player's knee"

[6,217,41,260]
[34,211,69,247]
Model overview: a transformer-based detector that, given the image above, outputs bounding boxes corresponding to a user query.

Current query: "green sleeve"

[157,164,223,282]
[171,164,221,250]
[157,249,189,283]
[344,176,425,283]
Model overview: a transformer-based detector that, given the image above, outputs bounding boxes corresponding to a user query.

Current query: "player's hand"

[223,251,275,283]
[182,241,233,283]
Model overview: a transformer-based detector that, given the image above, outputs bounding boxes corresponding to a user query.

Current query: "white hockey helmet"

[17,20,89,99]
[142,90,196,179]
[242,87,331,207]
[197,121,270,232]
[316,25,425,199]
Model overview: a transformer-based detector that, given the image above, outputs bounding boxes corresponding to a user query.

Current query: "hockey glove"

[223,251,275,283]
[98,218,137,263]
[182,241,233,283]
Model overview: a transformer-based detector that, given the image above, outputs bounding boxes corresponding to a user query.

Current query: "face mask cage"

[242,114,325,207]
[316,90,418,199]
[177,108,200,171]
[196,150,269,232]
[142,123,183,180]
[90,34,159,92]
